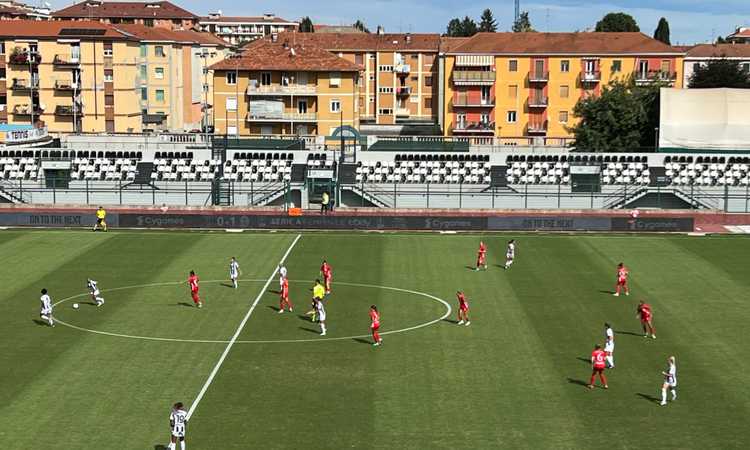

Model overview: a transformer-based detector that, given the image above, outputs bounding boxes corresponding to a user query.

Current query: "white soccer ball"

[73,303,79,309]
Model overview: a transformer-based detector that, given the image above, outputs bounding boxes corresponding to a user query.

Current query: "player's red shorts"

[477,256,485,265]
[459,303,469,312]
[617,279,627,286]
[191,291,200,302]
[371,322,380,331]
[640,315,651,323]
[592,367,605,373]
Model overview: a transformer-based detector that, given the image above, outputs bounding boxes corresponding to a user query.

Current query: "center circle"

[52,280,452,344]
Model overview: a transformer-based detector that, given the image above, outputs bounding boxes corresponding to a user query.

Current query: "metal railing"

[580,71,601,82]
[529,71,549,82]
[528,96,548,107]
[246,112,317,122]
[453,71,496,84]
[246,85,317,95]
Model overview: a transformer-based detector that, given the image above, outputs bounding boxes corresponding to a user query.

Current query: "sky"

[49,0,750,44]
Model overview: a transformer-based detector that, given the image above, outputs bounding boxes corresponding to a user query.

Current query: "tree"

[716,36,727,44]
[445,18,462,37]
[512,11,534,32]
[689,59,750,88]
[299,16,314,33]
[653,17,670,44]
[479,8,498,32]
[595,12,640,32]
[571,78,663,151]
[460,16,478,37]
[353,19,370,33]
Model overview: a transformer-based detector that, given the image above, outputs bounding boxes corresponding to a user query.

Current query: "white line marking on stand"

[186,234,301,420]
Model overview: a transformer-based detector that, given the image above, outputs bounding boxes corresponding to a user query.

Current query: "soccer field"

[1,230,749,450]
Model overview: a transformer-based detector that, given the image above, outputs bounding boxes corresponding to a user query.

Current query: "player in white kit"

[87,279,104,306]
[315,298,327,336]
[278,264,288,289]
[604,323,615,368]
[504,240,516,270]
[660,356,677,406]
[168,402,188,450]
[39,288,54,327]
[229,257,241,289]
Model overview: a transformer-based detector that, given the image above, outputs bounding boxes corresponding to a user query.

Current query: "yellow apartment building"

[271,33,440,129]
[0,20,142,133]
[441,32,684,141]
[114,24,229,132]
[211,37,361,136]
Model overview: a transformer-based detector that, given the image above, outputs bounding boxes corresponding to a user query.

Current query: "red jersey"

[369,309,380,326]
[477,242,486,257]
[591,349,607,369]
[617,266,629,282]
[321,262,332,278]
[188,275,199,293]
[638,303,652,320]
[457,292,468,307]
[281,279,289,298]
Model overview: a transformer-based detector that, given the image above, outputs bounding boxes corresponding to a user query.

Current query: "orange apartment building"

[275,32,441,130]
[52,0,200,31]
[211,36,361,136]
[440,32,683,141]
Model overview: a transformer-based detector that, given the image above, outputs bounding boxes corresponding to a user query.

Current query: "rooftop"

[447,32,682,55]
[114,24,227,46]
[0,19,130,39]
[686,43,750,58]
[201,14,296,25]
[52,1,198,20]
[255,32,441,52]
[211,38,361,72]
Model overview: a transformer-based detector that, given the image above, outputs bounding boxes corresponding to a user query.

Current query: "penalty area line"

[186,233,302,420]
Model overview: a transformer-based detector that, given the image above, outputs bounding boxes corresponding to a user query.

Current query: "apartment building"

[114,24,230,131]
[52,1,200,31]
[211,37,361,136]
[199,12,297,46]
[441,32,683,140]
[0,20,142,133]
[278,33,441,129]
[682,44,750,87]
[0,1,51,20]
[726,27,750,44]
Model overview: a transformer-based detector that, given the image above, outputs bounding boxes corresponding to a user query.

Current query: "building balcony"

[10,78,38,91]
[54,79,78,91]
[529,71,549,82]
[635,70,677,85]
[394,64,410,74]
[246,85,317,96]
[527,121,548,134]
[452,70,496,86]
[396,86,412,96]
[12,104,43,115]
[453,96,494,107]
[395,108,410,117]
[55,104,83,116]
[580,71,601,83]
[453,122,495,134]
[246,112,317,122]
[8,51,41,65]
[53,54,81,66]
[527,96,548,108]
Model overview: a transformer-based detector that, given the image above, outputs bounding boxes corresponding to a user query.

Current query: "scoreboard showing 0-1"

[570,164,601,193]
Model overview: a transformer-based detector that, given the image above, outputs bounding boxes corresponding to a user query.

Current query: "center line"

[186,233,302,420]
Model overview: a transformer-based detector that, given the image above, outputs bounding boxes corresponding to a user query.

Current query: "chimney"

[264,13,275,20]
[405,33,412,44]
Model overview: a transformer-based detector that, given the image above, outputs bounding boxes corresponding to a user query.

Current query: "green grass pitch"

[1,230,749,449]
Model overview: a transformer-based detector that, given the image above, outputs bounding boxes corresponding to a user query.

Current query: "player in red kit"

[321,260,332,295]
[370,305,382,346]
[456,291,470,326]
[278,277,293,314]
[188,270,202,308]
[588,344,608,389]
[637,300,656,339]
[613,263,630,297]
[475,241,487,271]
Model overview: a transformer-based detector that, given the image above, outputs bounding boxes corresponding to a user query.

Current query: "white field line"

[186,233,301,420]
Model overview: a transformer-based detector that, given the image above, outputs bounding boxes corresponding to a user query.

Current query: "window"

[509,60,518,72]
[105,94,114,106]
[140,44,147,57]
[0,68,5,80]
[480,113,490,124]
[559,111,568,123]
[329,71,341,87]
[507,111,517,123]
[411,54,419,60]
[378,108,393,115]
[379,87,393,94]
[155,89,165,103]
[369,96,375,103]
[378,65,393,72]
[425,76,433,87]
[369,54,376,59]
[508,85,518,98]
[456,113,466,128]
[226,71,237,85]
[141,87,148,101]
[144,18,154,27]
[424,97,432,109]
[103,42,113,57]
[226,97,237,111]
[612,60,622,72]
[330,99,341,113]
[0,42,4,54]
[140,64,147,80]
[560,85,569,98]
[742,63,750,73]
[227,126,238,136]
[155,67,164,79]
[155,46,165,57]
[104,70,113,82]
[584,60,596,73]
[560,60,570,72]
[692,62,701,72]
[411,76,418,81]
[355,54,363,65]
[261,72,271,86]
[105,120,115,133]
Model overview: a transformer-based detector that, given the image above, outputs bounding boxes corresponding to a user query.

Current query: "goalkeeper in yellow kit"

[93,206,108,232]
[307,279,326,322]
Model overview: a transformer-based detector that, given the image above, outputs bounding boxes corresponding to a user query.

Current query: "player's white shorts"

[317,310,326,321]
[230,272,238,280]
[91,289,100,297]
[506,253,514,260]
[279,276,285,287]
[664,378,677,388]
[605,342,614,352]
[171,427,185,438]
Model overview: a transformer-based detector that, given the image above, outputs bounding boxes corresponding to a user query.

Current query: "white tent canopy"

[659,88,750,150]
